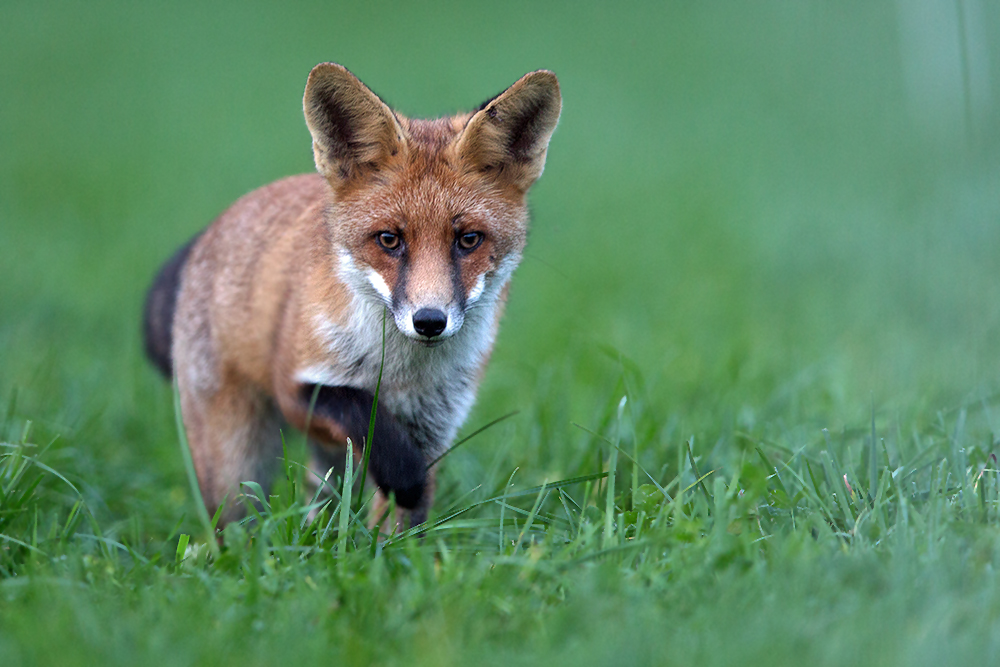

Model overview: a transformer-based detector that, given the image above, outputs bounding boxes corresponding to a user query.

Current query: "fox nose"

[412,308,447,338]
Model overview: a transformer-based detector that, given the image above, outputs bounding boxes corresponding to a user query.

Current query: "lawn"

[2,1,1000,665]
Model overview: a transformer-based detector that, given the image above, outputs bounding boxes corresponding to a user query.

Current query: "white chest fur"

[296,289,500,456]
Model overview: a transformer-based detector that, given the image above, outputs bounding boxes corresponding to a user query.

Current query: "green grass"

[2,1,1000,665]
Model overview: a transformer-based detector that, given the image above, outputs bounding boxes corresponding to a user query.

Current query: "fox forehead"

[330,118,530,253]
[333,172,523,304]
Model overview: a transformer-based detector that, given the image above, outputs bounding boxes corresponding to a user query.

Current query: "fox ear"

[303,63,406,185]
[457,71,561,192]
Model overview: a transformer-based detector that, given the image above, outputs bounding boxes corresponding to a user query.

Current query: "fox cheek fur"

[332,189,524,345]
[143,63,561,528]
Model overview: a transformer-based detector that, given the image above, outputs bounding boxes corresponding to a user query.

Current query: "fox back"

[144,63,560,527]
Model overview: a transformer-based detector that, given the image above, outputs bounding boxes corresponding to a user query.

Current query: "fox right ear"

[303,63,406,186]
[457,70,562,193]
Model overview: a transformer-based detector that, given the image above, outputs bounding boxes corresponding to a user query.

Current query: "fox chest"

[356,349,479,456]
[297,310,492,455]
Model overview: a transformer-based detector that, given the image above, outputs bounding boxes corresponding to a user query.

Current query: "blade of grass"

[428,410,520,469]
[0,532,46,555]
[572,423,673,502]
[821,450,855,526]
[499,468,517,553]
[338,439,354,570]
[512,481,548,556]
[604,397,626,548]
[175,534,190,565]
[869,400,878,506]
[355,307,387,514]
[384,471,609,547]
[756,446,790,498]
[620,359,641,512]
[686,437,713,504]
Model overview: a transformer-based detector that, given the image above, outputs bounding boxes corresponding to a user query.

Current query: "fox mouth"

[413,337,446,348]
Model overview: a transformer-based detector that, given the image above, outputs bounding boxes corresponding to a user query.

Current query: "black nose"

[412,308,447,338]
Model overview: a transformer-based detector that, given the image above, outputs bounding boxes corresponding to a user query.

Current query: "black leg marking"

[300,384,426,509]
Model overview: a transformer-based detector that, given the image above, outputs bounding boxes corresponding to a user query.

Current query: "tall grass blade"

[355,308,386,514]
[572,422,673,502]
[686,437,712,504]
[869,400,878,506]
[499,468,517,553]
[604,397,626,548]
[175,534,190,565]
[338,439,354,569]
[428,410,520,469]
[512,480,548,556]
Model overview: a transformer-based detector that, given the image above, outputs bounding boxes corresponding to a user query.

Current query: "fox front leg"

[177,380,285,525]
[296,384,427,514]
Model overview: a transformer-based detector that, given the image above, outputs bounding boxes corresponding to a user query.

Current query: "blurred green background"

[2,1,1000,664]
[2,0,999,519]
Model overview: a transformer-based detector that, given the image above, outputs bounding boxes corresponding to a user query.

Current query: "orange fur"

[147,63,561,528]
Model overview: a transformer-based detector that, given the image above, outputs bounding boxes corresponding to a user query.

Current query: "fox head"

[303,63,561,344]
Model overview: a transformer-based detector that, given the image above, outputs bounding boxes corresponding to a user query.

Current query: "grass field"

[2,1,1000,664]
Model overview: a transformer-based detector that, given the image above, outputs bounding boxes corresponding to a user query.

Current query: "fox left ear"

[457,71,561,192]
[303,63,407,186]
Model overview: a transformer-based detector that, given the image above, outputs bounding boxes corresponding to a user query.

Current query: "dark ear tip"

[521,70,560,96]
[526,69,558,81]
[309,61,347,75]
[305,62,358,92]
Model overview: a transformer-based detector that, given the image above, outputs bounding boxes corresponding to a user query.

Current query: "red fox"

[143,63,561,528]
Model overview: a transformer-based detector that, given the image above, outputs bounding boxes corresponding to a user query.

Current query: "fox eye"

[377,232,401,251]
[457,231,484,251]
